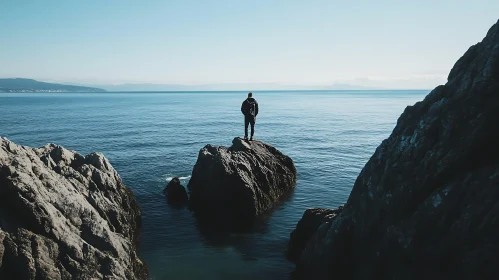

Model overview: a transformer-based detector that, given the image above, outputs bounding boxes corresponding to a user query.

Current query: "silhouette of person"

[241,92,259,140]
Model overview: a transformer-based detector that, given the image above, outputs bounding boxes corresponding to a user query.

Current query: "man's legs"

[249,117,255,140]
[244,116,250,139]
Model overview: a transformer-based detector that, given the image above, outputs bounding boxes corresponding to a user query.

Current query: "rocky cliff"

[0,138,147,279]
[188,137,296,226]
[288,19,499,279]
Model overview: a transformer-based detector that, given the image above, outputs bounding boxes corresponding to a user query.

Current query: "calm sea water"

[0,90,428,279]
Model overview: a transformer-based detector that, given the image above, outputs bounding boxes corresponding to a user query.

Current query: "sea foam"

[166,176,191,182]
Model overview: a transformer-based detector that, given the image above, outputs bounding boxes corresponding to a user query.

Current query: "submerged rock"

[163,177,188,204]
[188,137,296,225]
[290,19,499,279]
[0,138,147,280]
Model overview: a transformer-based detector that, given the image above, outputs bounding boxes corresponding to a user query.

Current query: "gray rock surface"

[163,177,188,204]
[188,137,296,225]
[0,138,147,279]
[290,19,499,279]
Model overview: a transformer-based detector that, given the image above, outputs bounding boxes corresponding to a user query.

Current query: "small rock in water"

[164,177,188,204]
[286,207,343,262]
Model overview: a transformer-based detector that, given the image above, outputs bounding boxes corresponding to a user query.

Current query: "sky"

[1,0,498,89]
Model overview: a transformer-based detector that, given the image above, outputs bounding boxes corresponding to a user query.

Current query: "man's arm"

[255,100,259,117]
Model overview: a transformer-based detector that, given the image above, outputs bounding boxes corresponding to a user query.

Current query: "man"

[241,92,259,141]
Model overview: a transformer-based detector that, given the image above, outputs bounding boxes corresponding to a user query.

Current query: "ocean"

[0,90,429,279]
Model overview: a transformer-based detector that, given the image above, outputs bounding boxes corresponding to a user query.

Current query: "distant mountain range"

[0,78,105,92]
[84,82,380,91]
[0,78,385,92]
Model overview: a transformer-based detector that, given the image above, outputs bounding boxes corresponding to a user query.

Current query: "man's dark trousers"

[245,115,255,139]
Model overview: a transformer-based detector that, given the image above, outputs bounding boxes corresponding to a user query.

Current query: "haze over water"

[0,90,428,279]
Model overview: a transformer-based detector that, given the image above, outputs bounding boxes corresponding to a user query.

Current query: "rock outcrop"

[286,207,343,262]
[289,19,499,279]
[163,177,188,204]
[188,137,296,225]
[0,138,147,279]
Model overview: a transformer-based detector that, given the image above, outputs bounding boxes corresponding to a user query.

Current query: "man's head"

[248,92,253,98]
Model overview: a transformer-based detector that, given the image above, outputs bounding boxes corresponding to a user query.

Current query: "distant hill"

[89,82,380,92]
[0,78,105,92]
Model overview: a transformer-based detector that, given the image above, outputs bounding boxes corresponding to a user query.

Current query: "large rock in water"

[289,19,499,279]
[188,137,296,225]
[0,138,147,279]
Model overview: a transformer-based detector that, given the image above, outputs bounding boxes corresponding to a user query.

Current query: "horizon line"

[1,89,433,93]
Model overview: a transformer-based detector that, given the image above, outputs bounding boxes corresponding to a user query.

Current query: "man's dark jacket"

[241,97,259,118]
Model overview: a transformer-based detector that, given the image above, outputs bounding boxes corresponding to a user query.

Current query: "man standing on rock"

[241,92,259,141]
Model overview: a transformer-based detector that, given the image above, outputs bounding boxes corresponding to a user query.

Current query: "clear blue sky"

[1,0,498,89]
